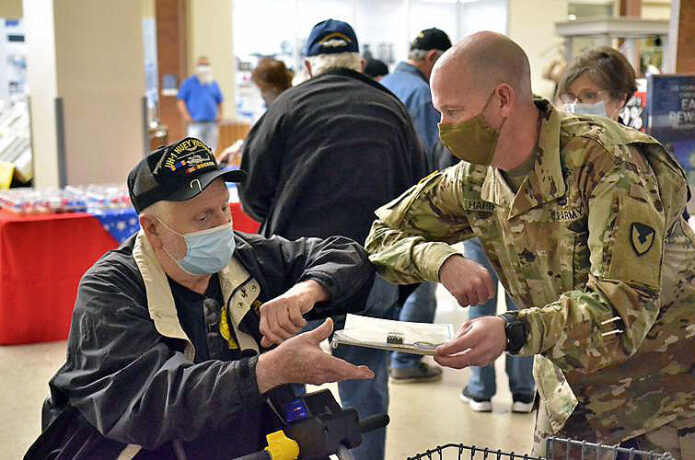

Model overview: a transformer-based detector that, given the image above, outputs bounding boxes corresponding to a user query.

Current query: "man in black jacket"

[26,138,375,459]
[239,19,427,460]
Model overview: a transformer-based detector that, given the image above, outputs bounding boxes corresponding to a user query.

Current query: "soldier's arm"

[365,165,474,284]
[517,143,666,374]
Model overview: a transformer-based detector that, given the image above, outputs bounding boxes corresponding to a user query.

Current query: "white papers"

[331,314,454,356]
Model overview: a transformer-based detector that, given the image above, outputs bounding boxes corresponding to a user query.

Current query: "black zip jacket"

[26,232,374,459]
[239,67,427,243]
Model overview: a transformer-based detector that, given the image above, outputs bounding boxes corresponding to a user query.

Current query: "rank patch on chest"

[630,222,655,256]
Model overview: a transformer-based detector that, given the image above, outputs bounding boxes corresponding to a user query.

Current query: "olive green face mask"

[438,91,503,166]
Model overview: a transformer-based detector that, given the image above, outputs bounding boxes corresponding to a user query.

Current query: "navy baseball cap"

[305,19,359,57]
[127,137,246,213]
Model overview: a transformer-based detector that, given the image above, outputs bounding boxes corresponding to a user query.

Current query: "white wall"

[507,0,568,99]
[355,0,407,65]
[141,0,154,18]
[642,0,671,20]
[53,0,145,185]
[22,0,59,187]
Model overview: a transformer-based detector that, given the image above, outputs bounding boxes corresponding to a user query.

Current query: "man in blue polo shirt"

[381,28,452,173]
[380,28,452,385]
[177,56,224,150]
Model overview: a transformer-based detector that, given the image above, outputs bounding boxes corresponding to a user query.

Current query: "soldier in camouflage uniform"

[365,32,695,458]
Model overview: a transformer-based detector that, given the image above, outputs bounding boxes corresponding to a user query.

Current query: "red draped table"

[0,203,259,345]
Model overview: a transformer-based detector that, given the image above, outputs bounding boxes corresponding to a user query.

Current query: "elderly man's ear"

[426,49,440,65]
[139,215,164,249]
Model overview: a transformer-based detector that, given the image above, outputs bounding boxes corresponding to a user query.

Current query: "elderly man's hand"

[256,318,374,393]
[439,254,495,307]
[259,280,328,348]
[434,316,506,369]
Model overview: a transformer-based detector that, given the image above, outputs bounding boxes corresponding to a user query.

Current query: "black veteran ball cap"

[127,137,246,213]
[410,28,452,52]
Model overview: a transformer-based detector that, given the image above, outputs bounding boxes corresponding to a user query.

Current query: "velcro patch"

[462,198,495,212]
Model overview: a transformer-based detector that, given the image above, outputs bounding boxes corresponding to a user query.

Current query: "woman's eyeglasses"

[559,89,609,105]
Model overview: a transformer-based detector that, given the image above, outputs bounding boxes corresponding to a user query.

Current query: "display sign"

[646,74,695,197]
[161,74,178,97]
[647,75,695,142]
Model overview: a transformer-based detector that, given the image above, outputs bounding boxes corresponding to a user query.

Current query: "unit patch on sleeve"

[630,222,655,256]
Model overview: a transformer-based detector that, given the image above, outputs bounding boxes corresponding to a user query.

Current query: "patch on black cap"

[150,137,217,179]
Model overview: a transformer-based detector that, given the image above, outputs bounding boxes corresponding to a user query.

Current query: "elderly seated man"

[26,137,375,459]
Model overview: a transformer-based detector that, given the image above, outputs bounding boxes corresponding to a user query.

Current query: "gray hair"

[307,52,361,76]
[408,48,444,62]
[139,200,170,219]
[408,49,429,62]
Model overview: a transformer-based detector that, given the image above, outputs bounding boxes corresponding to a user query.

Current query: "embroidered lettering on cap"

[318,32,352,47]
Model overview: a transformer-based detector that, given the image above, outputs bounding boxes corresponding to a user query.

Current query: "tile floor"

[0,286,535,459]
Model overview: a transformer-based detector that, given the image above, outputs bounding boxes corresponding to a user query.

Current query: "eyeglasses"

[203,298,226,359]
[559,89,609,105]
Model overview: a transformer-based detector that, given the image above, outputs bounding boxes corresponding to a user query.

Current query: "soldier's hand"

[259,280,328,348]
[256,318,375,393]
[434,316,506,369]
[439,254,495,307]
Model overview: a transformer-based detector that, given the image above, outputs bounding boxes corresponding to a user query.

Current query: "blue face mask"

[563,100,608,117]
[159,219,235,275]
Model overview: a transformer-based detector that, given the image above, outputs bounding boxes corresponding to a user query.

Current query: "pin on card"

[386,332,404,345]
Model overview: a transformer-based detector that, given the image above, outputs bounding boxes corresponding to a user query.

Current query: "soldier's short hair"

[558,46,637,106]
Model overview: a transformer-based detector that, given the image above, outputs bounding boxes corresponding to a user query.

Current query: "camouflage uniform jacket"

[366,99,695,444]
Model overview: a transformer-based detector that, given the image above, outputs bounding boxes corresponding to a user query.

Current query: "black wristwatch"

[499,312,527,354]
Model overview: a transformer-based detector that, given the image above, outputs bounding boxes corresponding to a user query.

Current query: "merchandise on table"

[0,184,132,215]
[0,99,33,184]
[0,182,242,215]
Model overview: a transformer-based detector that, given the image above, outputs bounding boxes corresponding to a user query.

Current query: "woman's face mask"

[438,90,504,166]
[561,73,624,121]
[158,218,235,276]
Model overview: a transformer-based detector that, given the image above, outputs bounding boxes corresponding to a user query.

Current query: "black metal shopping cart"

[234,388,673,460]
[407,437,674,460]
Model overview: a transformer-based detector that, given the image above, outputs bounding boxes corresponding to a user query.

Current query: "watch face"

[503,315,526,353]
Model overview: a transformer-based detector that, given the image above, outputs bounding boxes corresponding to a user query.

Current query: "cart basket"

[407,436,674,460]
